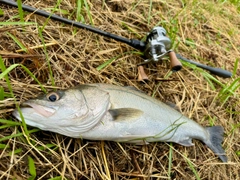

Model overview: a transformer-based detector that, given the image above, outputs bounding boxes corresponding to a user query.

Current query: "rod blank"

[0,0,145,50]
[176,54,232,78]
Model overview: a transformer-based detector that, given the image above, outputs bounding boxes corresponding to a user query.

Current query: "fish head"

[13,86,111,135]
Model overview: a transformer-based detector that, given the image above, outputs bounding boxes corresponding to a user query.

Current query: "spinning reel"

[0,0,232,80]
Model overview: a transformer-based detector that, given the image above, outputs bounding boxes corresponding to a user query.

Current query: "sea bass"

[13,83,227,162]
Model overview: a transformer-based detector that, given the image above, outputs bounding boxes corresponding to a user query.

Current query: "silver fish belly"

[13,83,227,162]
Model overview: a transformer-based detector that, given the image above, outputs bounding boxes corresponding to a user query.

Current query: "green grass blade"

[21,64,47,93]
[131,0,144,11]
[181,60,224,88]
[201,72,216,90]
[0,58,14,96]
[48,176,63,180]
[121,22,142,38]
[0,56,45,140]
[36,143,58,151]
[1,133,17,144]
[38,0,62,31]
[0,8,4,16]
[45,8,69,15]
[83,0,93,25]
[0,86,4,100]
[17,0,24,22]
[0,62,46,93]
[0,119,22,126]
[0,124,18,130]
[232,58,239,77]
[37,26,55,87]
[148,0,153,25]
[28,156,37,180]
[0,143,8,149]
[97,51,142,71]
[218,78,240,104]
[0,129,39,143]
[96,56,120,71]
[0,22,36,26]
[185,158,201,180]
[76,0,83,22]
[35,1,63,87]
[7,32,27,52]
[0,63,19,80]
[9,148,22,156]
[168,143,173,178]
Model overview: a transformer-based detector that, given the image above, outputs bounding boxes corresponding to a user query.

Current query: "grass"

[16,0,24,22]
[0,21,36,25]
[28,156,37,180]
[7,32,27,52]
[167,143,173,178]
[76,0,84,23]
[185,157,201,180]
[0,0,240,179]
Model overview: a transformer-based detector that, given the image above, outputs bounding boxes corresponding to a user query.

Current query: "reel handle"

[169,51,182,72]
[138,66,148,81]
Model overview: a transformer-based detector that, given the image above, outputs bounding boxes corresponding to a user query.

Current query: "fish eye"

[46,92,60,102]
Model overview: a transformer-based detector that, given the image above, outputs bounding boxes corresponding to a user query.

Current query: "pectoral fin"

[109,108,143,121]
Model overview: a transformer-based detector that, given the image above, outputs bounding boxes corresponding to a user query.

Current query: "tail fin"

[204,126,227,162]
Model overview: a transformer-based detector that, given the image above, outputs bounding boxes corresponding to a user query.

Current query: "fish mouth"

[20,102,56,117]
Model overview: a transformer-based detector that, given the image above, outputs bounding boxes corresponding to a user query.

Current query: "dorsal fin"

[125,86,139,91]
[109,108,143,121]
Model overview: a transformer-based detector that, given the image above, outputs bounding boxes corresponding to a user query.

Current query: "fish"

[12,83,227,162]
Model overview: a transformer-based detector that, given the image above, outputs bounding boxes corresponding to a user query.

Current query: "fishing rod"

[0,0,232,79]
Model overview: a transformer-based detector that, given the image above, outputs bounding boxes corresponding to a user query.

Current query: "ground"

[0,0,239,179]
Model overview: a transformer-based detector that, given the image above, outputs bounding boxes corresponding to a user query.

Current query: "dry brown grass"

[0,0,240,179]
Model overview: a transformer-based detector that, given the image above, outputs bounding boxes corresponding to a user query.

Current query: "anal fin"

[114,134,150,145]
[178,137,194,146]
